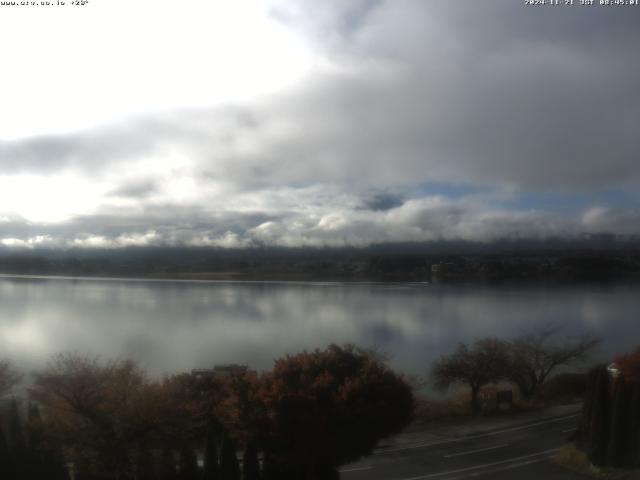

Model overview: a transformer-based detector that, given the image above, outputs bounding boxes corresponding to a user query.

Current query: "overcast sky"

[0,0,639,249]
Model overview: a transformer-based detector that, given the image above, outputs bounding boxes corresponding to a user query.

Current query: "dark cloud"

[107,180,158,199]
[0,107,262,176]
[256,1,640,190]
[360,192,404,211]
[0,124,155,174]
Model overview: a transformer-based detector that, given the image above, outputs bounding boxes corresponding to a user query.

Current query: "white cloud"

[581,206,640,235]
[0,174,108,223]
[0,0,314,139]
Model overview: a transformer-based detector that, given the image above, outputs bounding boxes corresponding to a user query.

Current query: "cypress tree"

[0,423,10,479]
[7,397,25,451]
[260,452,277,480]
[178,443,200,480]
[26,401,41,448]
[202,426,219,480]
[261,453,298,480]
[577,367,599,442]
[607,378,629,467]
[5,397,27,478]
[242,443,260,480]
[621,381,639,467]
[25,401,44,478]
[630,382,640,467]
[219,432,240,480]
[25,402,68,480]
[136,441,156,480]
[158,447,179,480]
[578,362,640,468]
[588,365,611,466]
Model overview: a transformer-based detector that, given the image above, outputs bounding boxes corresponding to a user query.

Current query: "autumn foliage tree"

[0,360,25,479]
[212,370,266,480]
[615,346,640,384]
[159,372,215,444]
[258,344,414,479]
[0,359,20,398]
[30,354,169,479]
[2,345,415,480]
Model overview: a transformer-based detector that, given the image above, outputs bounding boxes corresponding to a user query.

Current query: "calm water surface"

[0,276,638,379]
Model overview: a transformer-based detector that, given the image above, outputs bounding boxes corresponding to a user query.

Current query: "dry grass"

[553,445,592,472]
[414,383,542,425]
[552,445,640,480]
[413,395,469,424]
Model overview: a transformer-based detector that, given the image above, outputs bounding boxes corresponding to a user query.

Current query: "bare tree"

[0,359,21,398]
[507,327,600,398]
[432,338,511,415]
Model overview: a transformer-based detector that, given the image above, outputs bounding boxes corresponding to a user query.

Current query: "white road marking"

[443,443,508,458]
[339,466,373,473]
[378,414,579,453]
[398,447,560,480]
[435,457,548,480]
[562,428,576,433]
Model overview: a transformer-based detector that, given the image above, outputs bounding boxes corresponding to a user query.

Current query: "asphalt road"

[339,413,591,480]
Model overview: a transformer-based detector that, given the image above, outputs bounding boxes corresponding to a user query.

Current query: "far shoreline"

[0,271,639,288]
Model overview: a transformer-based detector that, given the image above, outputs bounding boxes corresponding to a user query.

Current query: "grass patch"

[553,444,640,479]
[553,444,591,471]
[413,395,469,424]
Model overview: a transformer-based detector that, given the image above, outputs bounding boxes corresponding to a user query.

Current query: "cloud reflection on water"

[0,278,637,380]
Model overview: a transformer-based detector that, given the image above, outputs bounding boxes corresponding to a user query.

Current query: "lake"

[0,275,638,381]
